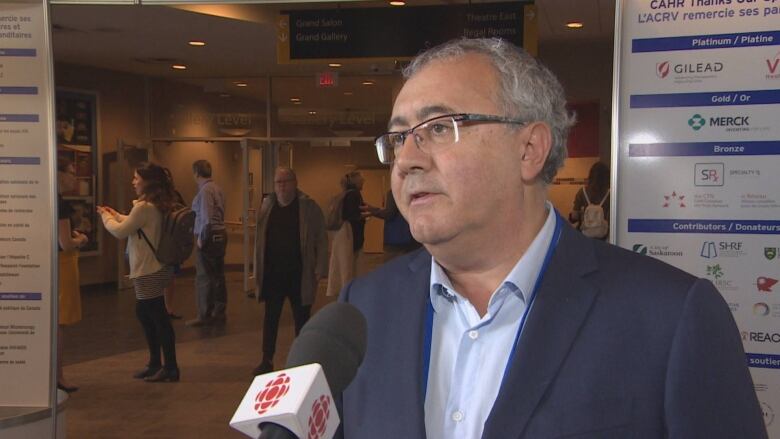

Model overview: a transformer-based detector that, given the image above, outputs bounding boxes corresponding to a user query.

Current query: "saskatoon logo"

[307,395,332,439]
[255,373,291,415]
[632,244,648,255]
[656,61,670,79]
[688,114,706,131]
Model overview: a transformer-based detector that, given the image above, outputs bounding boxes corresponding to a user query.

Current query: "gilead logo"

[255,373,291,415]
[307,395,332,439]
[657,61,670,78]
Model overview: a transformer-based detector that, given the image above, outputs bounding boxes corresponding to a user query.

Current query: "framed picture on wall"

[56,89,100,256]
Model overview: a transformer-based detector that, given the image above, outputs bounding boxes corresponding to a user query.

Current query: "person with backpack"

[252,167,328,375]
[326,171,366,297]
[97,162,180,382]
[570,161,610,240]
[362,189,421,262]
[187,159,228,327]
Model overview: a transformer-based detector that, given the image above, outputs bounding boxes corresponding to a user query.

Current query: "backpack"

[138,203,196,265]
[579,188,610,239]
[326,190,352,231]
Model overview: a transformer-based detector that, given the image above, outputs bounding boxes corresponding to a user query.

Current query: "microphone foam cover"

[285,302,367,394]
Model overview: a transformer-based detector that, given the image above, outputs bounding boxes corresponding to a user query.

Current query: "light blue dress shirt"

[192,179,226,241]
[425,204,556,439]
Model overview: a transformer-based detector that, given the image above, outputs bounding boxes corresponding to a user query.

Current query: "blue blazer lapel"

[482,225,601,439]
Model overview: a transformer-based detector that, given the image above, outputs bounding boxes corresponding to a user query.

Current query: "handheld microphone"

[230,302,367,439]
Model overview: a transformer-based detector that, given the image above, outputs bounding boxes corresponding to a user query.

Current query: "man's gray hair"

[275,166,297,180]
[403,38,576,184]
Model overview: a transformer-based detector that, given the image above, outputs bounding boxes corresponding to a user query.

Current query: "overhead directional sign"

[278,2,536,64]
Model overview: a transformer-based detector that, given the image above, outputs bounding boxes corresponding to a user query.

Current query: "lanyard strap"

[422,213,563,398]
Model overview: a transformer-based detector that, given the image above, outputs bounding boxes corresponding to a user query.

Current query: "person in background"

[186,160,227,327]
[326,171,366,297]
[162,168,185,320]
[56,158,88,393]
[362,189,421,262]
[569,161,610,240]
[337,37,765,438]
[252,167,328,375]
[98,162,180,382]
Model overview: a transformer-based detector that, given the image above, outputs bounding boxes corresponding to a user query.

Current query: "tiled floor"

[61,271,341,438]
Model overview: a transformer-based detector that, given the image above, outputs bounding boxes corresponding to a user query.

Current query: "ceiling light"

[172,64,187,70]
[361,80,375,86]
[290,97,301,102]
[328,63,342,68]
[234,82,248,87]
[309,111,317,115]
[219,93,230,98]
[389,1,406,5]
[292,101,302,105]
[343,91,353,96]
[566,21,584,29]
[188,41,206,46]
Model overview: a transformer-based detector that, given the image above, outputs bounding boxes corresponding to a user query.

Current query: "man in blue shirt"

[337,38,766,438]
[187,159,227,327]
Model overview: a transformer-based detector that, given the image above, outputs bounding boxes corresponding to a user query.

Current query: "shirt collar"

[429,202,557,314]
[197,178,213,189]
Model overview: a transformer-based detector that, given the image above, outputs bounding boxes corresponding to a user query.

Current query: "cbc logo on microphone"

[255,373,291,414]
[308,395,332,439]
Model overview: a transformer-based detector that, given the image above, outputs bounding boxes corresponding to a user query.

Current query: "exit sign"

[317,71,339,88]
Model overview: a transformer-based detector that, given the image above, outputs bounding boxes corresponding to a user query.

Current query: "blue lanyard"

[422,213,563,398]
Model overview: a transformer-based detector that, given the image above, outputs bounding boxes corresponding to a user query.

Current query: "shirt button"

[468,330,479,340]
[451,410,464,422]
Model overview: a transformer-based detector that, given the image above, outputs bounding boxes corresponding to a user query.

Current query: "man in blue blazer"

[338,38,766,438]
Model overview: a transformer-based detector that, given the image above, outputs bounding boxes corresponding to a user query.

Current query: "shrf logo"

[694,163,724,187]
[700,241,717,259]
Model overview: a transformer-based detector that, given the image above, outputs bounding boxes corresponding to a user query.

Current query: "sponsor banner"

[629,141,780,157]
[633,30,780,53]
[630,89,780,108]
[748,353,780,370]
[0,293,42,300]
[616,0,779,431]
[0,48,37,56]
[0,114,39,122]
[628,219,780,234]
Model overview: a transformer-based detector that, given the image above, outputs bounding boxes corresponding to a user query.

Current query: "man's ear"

[519,122,553,183]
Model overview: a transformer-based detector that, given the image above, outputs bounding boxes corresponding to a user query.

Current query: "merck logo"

[657,61,670,78]
[255,373,291,415]
[307,395,332,439]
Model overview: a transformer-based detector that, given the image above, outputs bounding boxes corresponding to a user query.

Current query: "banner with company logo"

[0,0,56,407]
[615,0,779,434]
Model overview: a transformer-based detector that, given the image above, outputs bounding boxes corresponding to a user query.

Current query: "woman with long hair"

[56,157,88,393]
[97,162,180,382]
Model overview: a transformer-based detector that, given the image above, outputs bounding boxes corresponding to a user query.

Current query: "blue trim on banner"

[629,141,780,157]
[633,31,780,53]
[628,219,780,234]
[0,157,41,165]
[631,90,780,108]
[0,87,38,95]
[747,353,780,370]
[0,293,42,301]
[0,114,39,122]
[0,48,36,56]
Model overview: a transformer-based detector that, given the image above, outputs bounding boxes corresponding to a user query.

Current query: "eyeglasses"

[274,179,296,185]
[374,113,528,164]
